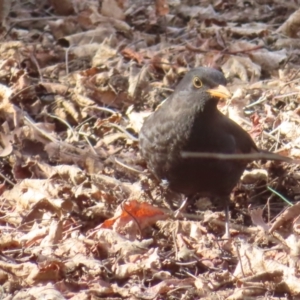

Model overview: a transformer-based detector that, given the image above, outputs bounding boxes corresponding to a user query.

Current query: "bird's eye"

[193,76,202,88]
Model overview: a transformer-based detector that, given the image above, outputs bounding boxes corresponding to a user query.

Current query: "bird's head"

[173,67,231,111]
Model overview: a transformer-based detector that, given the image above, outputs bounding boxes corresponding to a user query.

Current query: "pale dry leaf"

[69,292,90,300]
[49,164,86,185]
[221,56,261,82]
[274,37,300,50]
[39,82,69,95]
[285,234,300,258]
[233,240,300,295]
[269,202,300,233]
[226,88,250,124]
[249,207,270,232]
[0,234,20,251]
[89,7,132,33]
[226,23,269,38]
[280,120,300,140]
[61,97,81,123]
[227,287,266,300]
[176,234,195,261]
[27,284,65,300]
[277,8,300,38]
[40,219,63,247]
[101,0,125,20]
[249,49,287,72]
[19,223,48,245]
[294,215,300,235]
[114,248,160,279]
[94,228,153,259]
[189,221,205,240]
[92,43,118,67]
[194,276,210,297]
[228,40,263,53]
[176,4,216,19]
[241,169,268,184]
[0,0,12,27]
[0,261,40,285]
[74,93,96,109]
[58,27,116,47]
[88,280,114,297]
[128,63,149,98]
[67,254,103,276]
[48,18,80,40]
[25,121,57,144]
[130,278,194,299]
[70,43,100,60]
[0,132,13,157]
[126,105,151,133]
[282,270,300,295]
[55,238,88,256]
[3,179,53,210]
[0,82,12,103]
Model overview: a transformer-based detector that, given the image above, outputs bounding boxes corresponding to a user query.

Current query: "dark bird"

[139,67,294,237]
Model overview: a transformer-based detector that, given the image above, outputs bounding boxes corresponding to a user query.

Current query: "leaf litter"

[0,0,300,299]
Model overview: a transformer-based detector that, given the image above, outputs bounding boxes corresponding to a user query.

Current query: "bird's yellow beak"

[207,85,231,99]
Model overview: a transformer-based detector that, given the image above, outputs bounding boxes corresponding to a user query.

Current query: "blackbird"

[139,67,291,236]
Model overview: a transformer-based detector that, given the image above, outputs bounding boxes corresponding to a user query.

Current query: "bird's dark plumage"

[139,67,258,198]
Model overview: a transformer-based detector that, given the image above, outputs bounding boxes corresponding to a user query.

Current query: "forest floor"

[1,0,300,299]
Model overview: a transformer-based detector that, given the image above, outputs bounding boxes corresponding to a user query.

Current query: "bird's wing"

[217,112,258,154]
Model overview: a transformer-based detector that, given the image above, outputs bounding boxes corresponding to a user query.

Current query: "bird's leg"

[174,195,189,218]
[224,196,231,239]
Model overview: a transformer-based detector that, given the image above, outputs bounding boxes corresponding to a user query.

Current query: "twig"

[181,151,299,164]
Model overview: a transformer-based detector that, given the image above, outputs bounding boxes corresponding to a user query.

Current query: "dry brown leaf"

[155,0,169,16]
[49,0,74,15]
